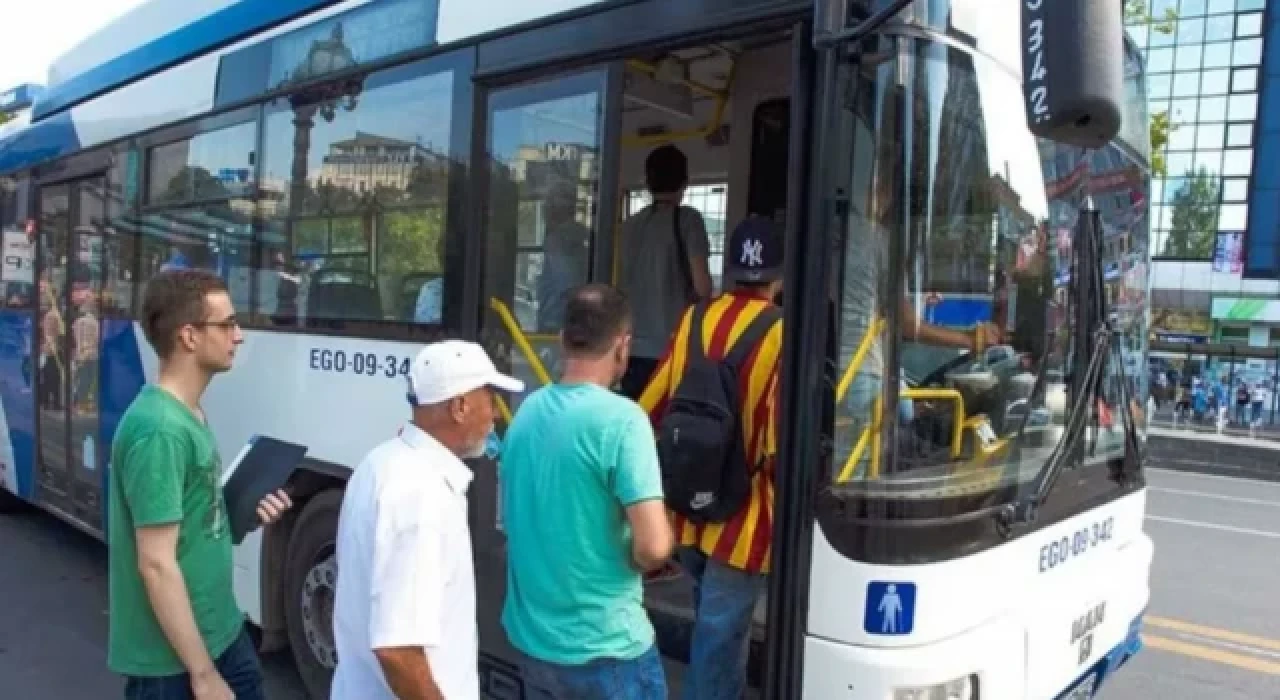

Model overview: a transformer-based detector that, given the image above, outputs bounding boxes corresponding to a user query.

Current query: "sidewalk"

[1147,425,1280,482]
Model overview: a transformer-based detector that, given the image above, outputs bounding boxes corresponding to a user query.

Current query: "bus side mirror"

[1021,0,1124,148]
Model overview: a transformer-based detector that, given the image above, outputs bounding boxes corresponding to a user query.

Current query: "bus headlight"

[891,674,977,700]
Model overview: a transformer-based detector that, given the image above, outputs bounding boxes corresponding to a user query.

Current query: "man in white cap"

[330,340,523,700]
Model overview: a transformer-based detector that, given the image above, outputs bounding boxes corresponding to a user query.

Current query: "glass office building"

[1127,0,1280,388]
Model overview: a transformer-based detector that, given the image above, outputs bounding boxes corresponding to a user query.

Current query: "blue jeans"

[519,644,667,700]
[123,628,263,700]
[676,546,766,700]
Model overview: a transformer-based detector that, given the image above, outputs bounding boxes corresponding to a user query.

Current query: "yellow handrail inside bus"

[836,387,967,483]
[488,297,552,387]
[620,59,735,149]
[836,317,885,402]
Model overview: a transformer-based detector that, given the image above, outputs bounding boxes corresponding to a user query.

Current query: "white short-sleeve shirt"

[331,423,478,700]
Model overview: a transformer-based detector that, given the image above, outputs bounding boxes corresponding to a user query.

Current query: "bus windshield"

[822,17,1149,559]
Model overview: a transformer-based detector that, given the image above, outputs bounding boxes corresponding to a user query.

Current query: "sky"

[0,1,147,92]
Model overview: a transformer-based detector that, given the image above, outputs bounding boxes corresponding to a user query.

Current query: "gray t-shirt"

[620,203,711,359]
[840,217,887,380]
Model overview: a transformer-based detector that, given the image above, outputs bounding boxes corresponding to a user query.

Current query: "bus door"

[34,176,106,531]
[472,66,616,685]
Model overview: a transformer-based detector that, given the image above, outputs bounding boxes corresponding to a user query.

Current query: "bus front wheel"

[284,488,344,699]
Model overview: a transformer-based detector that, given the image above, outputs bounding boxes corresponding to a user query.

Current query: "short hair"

[562,284,631,357]
[140,269,228,359]
[645,144,689,195]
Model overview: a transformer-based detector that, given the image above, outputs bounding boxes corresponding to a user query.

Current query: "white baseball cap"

[406,340,524,406]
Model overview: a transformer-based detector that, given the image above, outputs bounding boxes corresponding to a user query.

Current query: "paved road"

[1,466,1277,699]
[1099,468,1280,700]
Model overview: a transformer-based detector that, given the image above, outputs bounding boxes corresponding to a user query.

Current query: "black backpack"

[657,302,781,524]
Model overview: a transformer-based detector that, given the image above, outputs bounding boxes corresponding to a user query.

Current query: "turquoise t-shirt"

[500,383,664,665]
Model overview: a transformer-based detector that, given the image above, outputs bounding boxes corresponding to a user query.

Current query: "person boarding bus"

[330,340,523,700]
[640,217,785,700]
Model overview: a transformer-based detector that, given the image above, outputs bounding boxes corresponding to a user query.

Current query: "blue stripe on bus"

[0,112,81,176]
[0,311,36,499]
[32,0,342,121]
[99,320,148,523]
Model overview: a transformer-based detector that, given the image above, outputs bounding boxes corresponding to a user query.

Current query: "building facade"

[1127,0,1279,386]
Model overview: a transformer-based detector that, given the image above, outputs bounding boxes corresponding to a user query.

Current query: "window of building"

[1180,0,1207,17]
[258,59,461,327]
[1226,122,1253,147]
[1219,203,1248,230]
[1148,73,1172,99]
[1130,25,1150,47]
[1175,44,1204,72]
[1220,326,1249,344]
[1228,93,1259,121]
[1173,71,1202,98]
[1178,17,1207,44]
[1236,12,1263,38]
[1148,48,1175,73]
[1193,149,1222,174]
[1207,0,1234,13]
[1172,97,1200,124]
[1222,148,1253,176]
[1223,177,1249,201]
[1231,67,1259,93]
[1203,42,1233,68]
[1169,125,1197,151]
[1232,38,1263,66]
[1199,68,1229,95]
[1199,95,1227,121]
[1237,0,1266,14]
[1196,122,1225,149]
[1205,14,1235,41]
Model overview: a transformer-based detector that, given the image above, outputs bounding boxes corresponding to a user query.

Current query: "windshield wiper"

[998,199,1144,536]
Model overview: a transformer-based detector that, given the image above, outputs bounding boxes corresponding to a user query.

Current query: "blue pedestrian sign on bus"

[865,581,916,635]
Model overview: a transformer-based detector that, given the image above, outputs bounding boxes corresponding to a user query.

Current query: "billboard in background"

[1213,231,1244,274]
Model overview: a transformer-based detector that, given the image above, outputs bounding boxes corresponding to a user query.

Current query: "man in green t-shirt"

[108,269,292,700]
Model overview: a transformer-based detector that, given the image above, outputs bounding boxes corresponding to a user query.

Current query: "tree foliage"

[1126,0,1179,176]
[1163,168,1219,258]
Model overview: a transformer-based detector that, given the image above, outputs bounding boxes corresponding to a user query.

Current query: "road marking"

[1148,486,1280,508]
[1144,635,1280,675]
[1145,514,1280,539]
[1146,616,1280,654]
[1148,467,1280,489]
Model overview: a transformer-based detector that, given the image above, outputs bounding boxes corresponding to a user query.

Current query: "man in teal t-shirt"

[501,284,674,699]
[107,269,290,700]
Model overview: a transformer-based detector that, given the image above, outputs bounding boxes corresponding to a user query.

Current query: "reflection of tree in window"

[1162,168,1218,259]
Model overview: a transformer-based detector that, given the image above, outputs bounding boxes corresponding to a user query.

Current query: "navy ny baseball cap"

[726,216,784,283]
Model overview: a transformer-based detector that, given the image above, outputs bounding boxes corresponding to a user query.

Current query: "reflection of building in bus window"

[535,183,590,332]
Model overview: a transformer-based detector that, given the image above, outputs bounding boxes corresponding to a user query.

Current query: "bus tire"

[283,488,344,700]
[0,486,27,514]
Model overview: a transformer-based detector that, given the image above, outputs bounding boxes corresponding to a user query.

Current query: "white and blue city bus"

[0,0,1153,698]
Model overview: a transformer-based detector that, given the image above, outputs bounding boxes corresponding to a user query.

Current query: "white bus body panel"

[805,489,1152,699]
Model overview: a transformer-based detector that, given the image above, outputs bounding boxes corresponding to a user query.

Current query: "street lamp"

[284,23,365,272]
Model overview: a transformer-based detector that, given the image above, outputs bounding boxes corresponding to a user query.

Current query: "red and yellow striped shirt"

[638,290,782,574]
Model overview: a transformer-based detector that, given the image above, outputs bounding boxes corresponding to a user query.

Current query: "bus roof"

[35,0,341,121]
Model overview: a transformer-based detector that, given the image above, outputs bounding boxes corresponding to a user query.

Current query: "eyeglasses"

[191,317,241,331]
